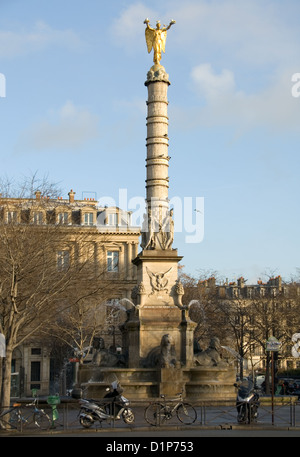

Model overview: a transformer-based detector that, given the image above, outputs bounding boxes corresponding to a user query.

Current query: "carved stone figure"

[91,337,125,367]
[143,334,177,368]
[141,207,174,251]
[141,213,150,249]
[194,337,226,367]
[141,209,156,250]
[161,208,174,249]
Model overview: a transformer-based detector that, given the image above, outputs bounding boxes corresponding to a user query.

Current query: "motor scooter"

[235,378,260,424]
[78,381,135,428]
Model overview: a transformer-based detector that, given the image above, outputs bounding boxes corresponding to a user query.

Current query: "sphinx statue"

[194,337,228,367]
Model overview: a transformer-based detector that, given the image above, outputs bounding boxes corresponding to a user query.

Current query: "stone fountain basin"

[78,365,236,401]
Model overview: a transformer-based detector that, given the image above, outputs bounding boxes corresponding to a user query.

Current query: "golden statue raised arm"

[144,18,175,65]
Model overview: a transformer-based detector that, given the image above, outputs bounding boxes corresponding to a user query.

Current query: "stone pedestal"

[133,249,182,359]
[159,367,184,397]
[119,249,195,368]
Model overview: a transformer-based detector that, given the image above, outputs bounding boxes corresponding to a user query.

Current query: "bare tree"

[46,297,127,365]
[0,175,128,408]
[216,298,254,379]
[180,271,230,349]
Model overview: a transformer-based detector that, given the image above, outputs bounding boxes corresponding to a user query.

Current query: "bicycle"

[0,397,51,431]
[144,391,197,426]
[0,402,23,430]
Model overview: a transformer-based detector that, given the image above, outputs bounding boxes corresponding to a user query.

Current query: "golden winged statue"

[144,18,175,65]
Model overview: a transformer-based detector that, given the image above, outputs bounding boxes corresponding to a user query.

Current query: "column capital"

[145,65,170,86]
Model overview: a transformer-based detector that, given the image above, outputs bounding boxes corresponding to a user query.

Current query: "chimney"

[35,191,41,201]
[68,189,75,203]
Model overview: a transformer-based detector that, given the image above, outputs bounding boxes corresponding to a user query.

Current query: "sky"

[0,0,299,284]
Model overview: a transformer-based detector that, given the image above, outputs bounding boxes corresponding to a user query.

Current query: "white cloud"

[17,101,100,152]
[110,2,159,52]
[189,64,300,132]
[167,0,300,68]
[191,64,300,132]
[0,21,84,58]
[191,64,236,100]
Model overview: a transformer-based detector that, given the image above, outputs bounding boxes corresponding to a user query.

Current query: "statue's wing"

[161,30,167,53]
[146,266,155,278]
[145,27,155,53]
[162,267,172,277]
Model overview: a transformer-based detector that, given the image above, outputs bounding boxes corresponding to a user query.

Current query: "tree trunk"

[0,358,3,400]
[1,346,13,408]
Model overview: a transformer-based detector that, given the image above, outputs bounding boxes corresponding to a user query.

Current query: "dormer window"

[32,211,43,225]
[108,213,117,226]
[58,212,69,225]
[84,212,94,226]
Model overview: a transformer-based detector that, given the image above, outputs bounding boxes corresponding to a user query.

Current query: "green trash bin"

[32,388,38,397]
[47,395,60,427]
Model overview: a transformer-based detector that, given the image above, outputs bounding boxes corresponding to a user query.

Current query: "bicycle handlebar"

[160,391,183,399]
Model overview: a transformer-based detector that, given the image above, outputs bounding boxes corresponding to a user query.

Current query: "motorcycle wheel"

[237,405,248,423]
[79,415,94,428]
[122,409,135,424]
[250,407,258,423]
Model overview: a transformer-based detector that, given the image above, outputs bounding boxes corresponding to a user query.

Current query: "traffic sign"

[266,336,281,352]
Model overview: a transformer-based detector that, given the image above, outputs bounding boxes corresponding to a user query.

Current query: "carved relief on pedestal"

[146,266,173,295]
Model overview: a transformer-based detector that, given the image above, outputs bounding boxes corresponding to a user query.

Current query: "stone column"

[145,68,170,210]
[142,65,173,251]
[124,65,196,370]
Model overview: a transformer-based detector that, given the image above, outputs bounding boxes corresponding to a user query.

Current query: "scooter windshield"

[238,379,254,397]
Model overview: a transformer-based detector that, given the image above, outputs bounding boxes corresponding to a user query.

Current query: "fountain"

[77,19,236,401]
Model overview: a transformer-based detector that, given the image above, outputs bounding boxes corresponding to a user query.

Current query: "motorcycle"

[78,381,135,428]
[235,378,260,424]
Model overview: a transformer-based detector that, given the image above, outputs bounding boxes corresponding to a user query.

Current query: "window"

[107,251,119,272]
[32,211,43,224]
[108,213,117,226]
[84,212,94,226]
[58,212,68,225]
[57,250,70,271]
[31,361,40,382]
[7,211,18,223]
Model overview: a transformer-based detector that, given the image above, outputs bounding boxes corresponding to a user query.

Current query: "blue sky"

[0,0,299,284]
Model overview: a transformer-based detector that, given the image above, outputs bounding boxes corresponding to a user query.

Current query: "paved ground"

[1,401,300,439]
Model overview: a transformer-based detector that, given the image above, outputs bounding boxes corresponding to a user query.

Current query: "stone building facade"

[0,190,140,397]
[199,276,300,374]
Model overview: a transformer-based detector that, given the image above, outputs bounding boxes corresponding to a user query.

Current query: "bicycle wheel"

[1,409,22,431]
[33,411,51,430]
[144,402,164,426]
[176,403,197,424]
[9,409,23,430]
